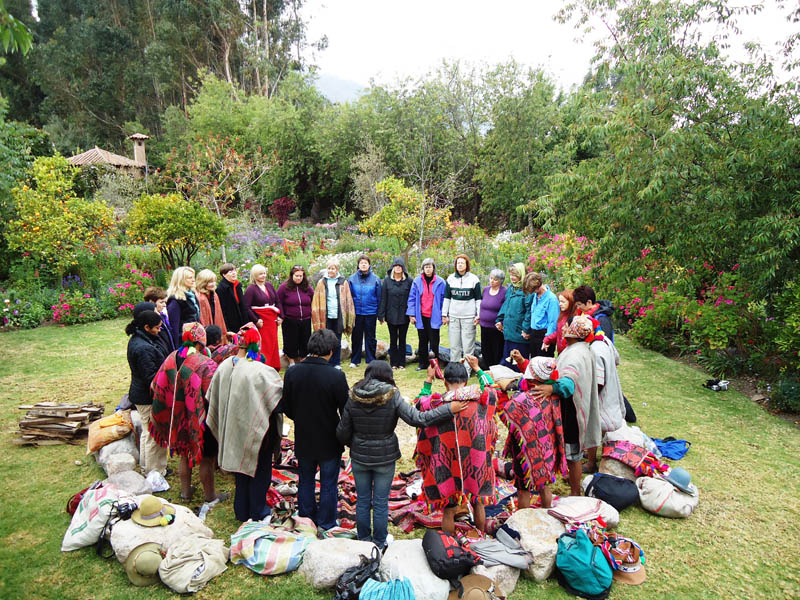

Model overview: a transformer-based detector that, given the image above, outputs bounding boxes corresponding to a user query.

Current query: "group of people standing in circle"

[124,250,622,554]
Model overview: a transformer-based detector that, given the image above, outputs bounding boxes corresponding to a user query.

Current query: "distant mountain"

[315,73,365,104]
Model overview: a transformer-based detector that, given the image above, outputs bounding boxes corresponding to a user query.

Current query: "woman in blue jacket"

[348,255,382,367]
[406,258,446,371]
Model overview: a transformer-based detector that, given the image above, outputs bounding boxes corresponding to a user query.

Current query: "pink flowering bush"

[107,264,154,314]
[51,291,100,325]
[527,232,597,290]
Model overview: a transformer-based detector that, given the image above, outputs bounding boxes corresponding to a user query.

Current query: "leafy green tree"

[126,192,227,268]
[362,176,450,263]
[539,0,800,298]
[5,155,114,279]
[476,61,567,228]
[0,0,32,54]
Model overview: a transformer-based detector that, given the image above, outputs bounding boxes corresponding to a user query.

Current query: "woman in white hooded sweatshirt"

[442,254,482,374]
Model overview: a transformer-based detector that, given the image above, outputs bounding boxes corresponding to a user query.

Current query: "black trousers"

[480,325,505,368]
[387,322,410,367]
[233,431,274,522]
[282,318,311,359]
[417,316,440,367]
[528,329,555,358]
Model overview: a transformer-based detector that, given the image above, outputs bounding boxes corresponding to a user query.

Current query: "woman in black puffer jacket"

[126,306,168,475]
[336,361,466,549]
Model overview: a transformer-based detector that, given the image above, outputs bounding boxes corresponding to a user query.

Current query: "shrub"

[527,231,597,291]
[51,290,101,325]
[1,294,48,329]
[628,291,691,354]
[107,263,155,315]
[771,375,800,413]
[772,280,800,373]
[270,196,296,227]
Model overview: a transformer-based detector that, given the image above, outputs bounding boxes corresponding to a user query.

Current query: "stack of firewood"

[15,401,105,446]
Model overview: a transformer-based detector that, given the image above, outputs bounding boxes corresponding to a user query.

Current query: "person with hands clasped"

[442,254,482,374]
[407,258,446,371]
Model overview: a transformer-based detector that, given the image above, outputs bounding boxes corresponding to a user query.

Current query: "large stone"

[110,497,214,564]
[471,563,520,597]
[503,509,565,582]
[299,538,378,589]
[552,496,620,529]
[599,457,636,482]
[104,470,152,496]
[95,433,140,469]
[105,453,137,476]
[379,539,450,600]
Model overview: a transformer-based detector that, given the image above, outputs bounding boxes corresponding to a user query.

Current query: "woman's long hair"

[166,266,195,300]
[195,269,217,294]
[558,289,575,318]
[285,265,310,291]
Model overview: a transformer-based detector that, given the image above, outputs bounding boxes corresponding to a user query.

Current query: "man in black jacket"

[280,328,349,530]
[573,285,615,342]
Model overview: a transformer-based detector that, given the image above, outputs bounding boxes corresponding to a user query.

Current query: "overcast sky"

[302,1,796,90]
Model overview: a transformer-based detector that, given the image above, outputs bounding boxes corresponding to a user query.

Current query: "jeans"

[351,461,395,546]
[233,434,273,522]
[297,455,341,530]
[417,316,440,368]
[387,322,409,367]
[351,314,378,365]
[325,318,342,367]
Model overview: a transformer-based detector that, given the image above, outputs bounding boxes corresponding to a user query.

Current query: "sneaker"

[415,365,425,371]
[349,363,358,369]
[398,366,405,370]
[334,365,342,370]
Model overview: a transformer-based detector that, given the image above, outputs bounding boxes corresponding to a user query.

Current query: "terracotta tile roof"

[67,146,145,168]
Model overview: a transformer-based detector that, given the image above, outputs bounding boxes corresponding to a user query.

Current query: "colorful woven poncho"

[415,384,498,509]
[498,385,568,492]
[149,351,217,467]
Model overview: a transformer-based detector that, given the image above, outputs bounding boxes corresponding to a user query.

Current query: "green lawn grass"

[0,319,798,599]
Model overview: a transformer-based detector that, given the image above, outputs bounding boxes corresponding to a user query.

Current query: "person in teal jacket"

[495,263,533,369]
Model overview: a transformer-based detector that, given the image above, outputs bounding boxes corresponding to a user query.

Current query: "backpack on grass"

[555,529,613,599]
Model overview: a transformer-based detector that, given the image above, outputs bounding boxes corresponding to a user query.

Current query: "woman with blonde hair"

[166,266,200,346]
[311,258,355,368]
[242,263,282,370]
[195,269,230,344]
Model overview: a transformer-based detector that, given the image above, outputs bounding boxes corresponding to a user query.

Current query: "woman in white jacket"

[442,254,482,373]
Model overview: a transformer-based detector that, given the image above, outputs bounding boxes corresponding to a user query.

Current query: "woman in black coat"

[336,361,465,550]
[217,263,247,332]
[378,257,413,369]
[126,309,169,475]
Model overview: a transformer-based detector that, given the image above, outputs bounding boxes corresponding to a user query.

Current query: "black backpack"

[333,546,381,600]
[422,529,482,581]
[585,473,639,512]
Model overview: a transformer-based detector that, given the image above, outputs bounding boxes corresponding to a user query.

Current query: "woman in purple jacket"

[479,268,507,368]
[277,266,315,366]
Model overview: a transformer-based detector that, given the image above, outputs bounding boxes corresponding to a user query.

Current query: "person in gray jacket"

[442,254,482,373]
[336,361,466,550]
